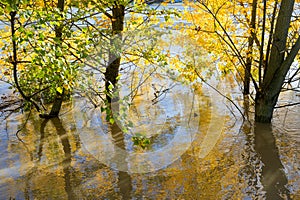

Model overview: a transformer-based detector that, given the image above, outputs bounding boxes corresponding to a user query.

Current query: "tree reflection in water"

[2,89,299,199]
[39,117,75,200]
[109,122,133,200]
[254,122,291,200]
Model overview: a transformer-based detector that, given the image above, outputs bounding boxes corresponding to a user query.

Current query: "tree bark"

[255,0,299,123]
[104,4,125,103]
[10,11,41,112]
[51,0,65,115]
[255,91,277,123]
[40,0,65,118]
[244,0,257,95]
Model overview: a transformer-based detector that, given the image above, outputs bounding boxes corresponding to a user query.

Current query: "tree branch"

[281,36,300,74]
[10,11,41,112]
[193,69,246,121]
[275,102,300,108]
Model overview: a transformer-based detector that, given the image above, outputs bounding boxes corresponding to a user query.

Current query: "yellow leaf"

[56,87,63,94]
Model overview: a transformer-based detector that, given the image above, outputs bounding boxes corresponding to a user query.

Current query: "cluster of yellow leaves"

[183,1,240,69]
[178,0,300,82]
[0,26,11,80]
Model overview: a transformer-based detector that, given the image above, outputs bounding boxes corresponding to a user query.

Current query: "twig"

[0,99,22,110]
[194,69,246,121]
[16,109,32,144]
[2,105,23,120]
[275,102,300,109]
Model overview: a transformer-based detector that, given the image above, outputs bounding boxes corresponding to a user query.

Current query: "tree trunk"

[104,4,125,103]
[40,0,65,118]
[49,91,64,115]
[255,0,300,123]
[255,91,278,123]
[244,0,257,95]
[10,11,41,112]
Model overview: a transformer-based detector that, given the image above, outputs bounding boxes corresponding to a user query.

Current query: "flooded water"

[0,74,299,200]
[0,3,300,199]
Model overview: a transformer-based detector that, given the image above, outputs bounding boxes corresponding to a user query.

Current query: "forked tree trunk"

[255,0,300,123]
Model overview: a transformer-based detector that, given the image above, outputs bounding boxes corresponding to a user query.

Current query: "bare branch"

[275,102,300,108]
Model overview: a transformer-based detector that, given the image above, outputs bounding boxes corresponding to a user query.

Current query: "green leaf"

[109,118,115,124]
[108,83,114,90]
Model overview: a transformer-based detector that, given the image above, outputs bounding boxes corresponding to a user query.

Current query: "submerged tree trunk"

[40,0,65,118]
[104,4,125,103]
[49,92,64,116]
[255,91,278,123]
[50,0,65,116]
[255,0,300,123]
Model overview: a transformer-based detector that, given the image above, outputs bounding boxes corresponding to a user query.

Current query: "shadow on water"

[254,122,291,200]
[39,117,75,200]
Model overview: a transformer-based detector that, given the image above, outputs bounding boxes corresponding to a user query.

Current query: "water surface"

[0,77,299,199]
